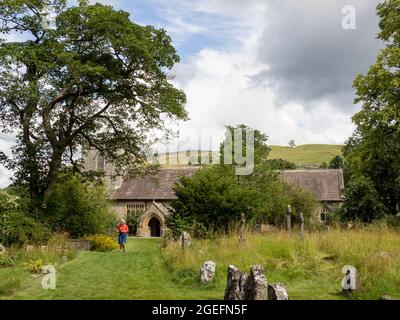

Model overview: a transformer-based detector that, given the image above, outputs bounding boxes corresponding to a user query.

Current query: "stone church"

[83,150,345,237]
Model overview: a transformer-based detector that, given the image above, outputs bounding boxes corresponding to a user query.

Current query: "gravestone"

[180,232,191,249]
[0,243,6,255]
[224,265,248,300]
[243,265,268,300]
[200,261,216,283]
[66,239,91,251]
[268,283,289,300]
[41,245,49,253]
[26,245,34,252]
[239,213,246,245]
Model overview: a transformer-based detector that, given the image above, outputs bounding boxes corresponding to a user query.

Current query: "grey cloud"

[254,0,383,112]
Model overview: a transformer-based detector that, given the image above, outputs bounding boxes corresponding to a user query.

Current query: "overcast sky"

[0,0,384,187]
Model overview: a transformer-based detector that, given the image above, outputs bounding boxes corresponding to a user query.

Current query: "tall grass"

[162,225,400,300]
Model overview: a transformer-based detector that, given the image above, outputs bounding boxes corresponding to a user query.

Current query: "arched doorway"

[148,217,161,237]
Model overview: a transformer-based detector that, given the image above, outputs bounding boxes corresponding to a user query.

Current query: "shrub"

[45,173,117,238]
[0,210,51,246]
[85,235,118,252]
[340,176,388,222]
[0,253,16,268]
[23,259,44,273]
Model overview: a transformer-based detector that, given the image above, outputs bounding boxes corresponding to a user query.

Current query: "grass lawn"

[3,227,400,300]
[4,238,220,300]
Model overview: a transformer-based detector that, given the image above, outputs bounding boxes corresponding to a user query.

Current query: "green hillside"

[269,144,343,166]
[157,144,343,167]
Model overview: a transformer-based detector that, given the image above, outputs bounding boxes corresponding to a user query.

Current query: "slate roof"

[114,168,345,202]
[114,167,198,200]
[279,169,345,202]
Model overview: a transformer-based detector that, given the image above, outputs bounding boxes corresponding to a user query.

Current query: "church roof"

[114,167,197,200]
[114,167,344,202]
[279,169,345,202]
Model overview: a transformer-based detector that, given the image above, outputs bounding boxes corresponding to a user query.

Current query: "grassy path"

[9,238,221,300]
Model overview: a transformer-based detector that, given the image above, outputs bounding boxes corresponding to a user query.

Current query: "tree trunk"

[43,148,64,201]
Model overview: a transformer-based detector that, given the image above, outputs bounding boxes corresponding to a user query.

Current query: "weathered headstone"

[200,261,216,283]
[66,239,91,251]
[239,213,246,245]
[268,283,289,300]
[224,265,248,300]
[180,232,191,249]
[0,243,6,255]
[287,205,292,234]
[26,245,34,252]
[41,245,49,253]
[243,265,268,300]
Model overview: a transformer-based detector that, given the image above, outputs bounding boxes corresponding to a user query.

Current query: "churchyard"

[1,225,400,300]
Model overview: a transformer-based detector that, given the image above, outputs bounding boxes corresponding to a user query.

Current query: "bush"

[340,176,388,222]
[0,210,51,246]
[45,173,117,238]
[23,259,44,273]
[0,253,16,268]
[85,235,118,252]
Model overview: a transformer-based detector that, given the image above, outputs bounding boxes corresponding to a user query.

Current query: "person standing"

[117,219,129,252]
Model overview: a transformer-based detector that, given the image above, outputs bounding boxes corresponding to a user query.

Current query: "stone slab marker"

[268,283,289,300]
[0,243,6,255]
[200,261,216,283]
[244,265,268,300]
[180,231,191,249]
[300,212,305,240]
[239,213,246,245]
[287,205,292,235]
[224,265,248,300]
[26,245,34,252]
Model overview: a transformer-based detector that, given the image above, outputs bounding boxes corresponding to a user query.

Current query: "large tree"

[344,0,400,216]
[0,1,187,205]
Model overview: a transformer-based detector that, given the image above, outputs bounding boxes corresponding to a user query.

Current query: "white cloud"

[171,46,355,148]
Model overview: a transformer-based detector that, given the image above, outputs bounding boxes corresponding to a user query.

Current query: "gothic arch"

[136,202,169,237]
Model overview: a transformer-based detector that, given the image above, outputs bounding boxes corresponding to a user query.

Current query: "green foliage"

[284,184,319,221]
[266,158,296,170]
[45,173,117,238]
[84,234,118,252]
[0,1,187,205]
[328,155,344,169]
[320,162,328,169]
[0,253,16,268]
[0,190,19,211]
[0,189,51,246]
[219,124,271,165]
[344,0,400,217]
[339,176,388,222]
[0,210,51,246]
